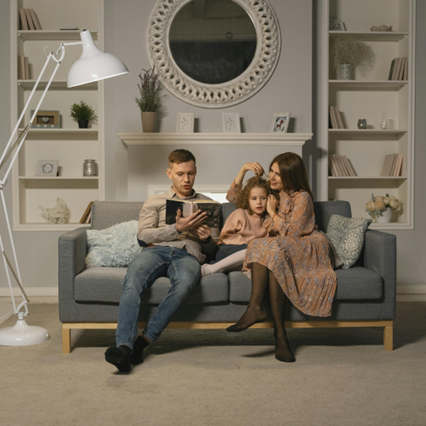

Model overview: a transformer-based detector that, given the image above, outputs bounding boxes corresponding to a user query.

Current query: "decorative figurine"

[38,198,69,224]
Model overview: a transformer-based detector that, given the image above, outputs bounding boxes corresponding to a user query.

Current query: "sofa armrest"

[58,227,88,318]
[363,229,397,319]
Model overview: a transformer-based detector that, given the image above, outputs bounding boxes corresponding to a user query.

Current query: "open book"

[165,199,220,228]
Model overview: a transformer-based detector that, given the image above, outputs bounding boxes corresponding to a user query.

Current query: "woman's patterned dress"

[227,185,337,317]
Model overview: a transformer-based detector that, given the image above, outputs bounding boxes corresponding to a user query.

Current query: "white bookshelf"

[321,0,415,229]
[10,0,105,231]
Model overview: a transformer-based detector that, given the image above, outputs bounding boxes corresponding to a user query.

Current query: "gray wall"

[0,0,424,292]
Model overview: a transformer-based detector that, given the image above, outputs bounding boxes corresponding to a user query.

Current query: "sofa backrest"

[90,200,352,232]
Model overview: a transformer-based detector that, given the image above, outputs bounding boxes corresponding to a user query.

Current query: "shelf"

[328,176,407,180]
[329,80,408,90]
[18,80,97,90]
[328,129,407,136]
[19,128,98,138]
[329,31,408,42]
[17,30,98,41]
[19,177,99,180]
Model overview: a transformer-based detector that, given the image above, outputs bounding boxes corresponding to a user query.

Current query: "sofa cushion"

[85,220,142,268]
[227,267,382,303]
[74,267,229,304]
[326,215,372,269]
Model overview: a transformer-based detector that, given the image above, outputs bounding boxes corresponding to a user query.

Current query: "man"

[105,149,218,372]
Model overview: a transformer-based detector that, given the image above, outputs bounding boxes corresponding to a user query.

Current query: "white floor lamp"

[0,30,128,346]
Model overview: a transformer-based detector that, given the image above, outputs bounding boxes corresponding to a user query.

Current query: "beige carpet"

[0,302,425,426]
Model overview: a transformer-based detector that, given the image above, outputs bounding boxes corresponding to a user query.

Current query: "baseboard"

[396,284,426,301]
[0,287,58,298]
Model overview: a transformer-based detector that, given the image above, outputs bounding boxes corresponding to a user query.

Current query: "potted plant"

[365,193,402,223]
[135,67,161,132]
[331,36,371,80]
[70,101,98,128]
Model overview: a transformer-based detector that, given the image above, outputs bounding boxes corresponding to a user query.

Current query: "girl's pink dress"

[227,185,337,317]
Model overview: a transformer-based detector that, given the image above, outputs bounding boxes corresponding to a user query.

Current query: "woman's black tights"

[226,262,295,362]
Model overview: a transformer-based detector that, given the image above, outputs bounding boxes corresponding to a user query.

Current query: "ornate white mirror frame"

[147,0,281,108]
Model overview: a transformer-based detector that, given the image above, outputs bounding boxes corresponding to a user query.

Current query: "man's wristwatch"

[175,223,182,234]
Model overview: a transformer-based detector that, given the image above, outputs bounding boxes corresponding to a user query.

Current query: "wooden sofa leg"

[62,326,71,354]
[384,322,393,351]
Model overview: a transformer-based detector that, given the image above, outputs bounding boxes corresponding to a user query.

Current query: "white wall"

[0,0,425,293]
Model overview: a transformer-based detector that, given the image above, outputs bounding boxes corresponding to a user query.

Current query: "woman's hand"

[234,162,265,185]
[267,194,279,217]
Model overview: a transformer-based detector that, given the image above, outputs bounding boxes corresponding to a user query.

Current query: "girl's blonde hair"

[236,176,272,215]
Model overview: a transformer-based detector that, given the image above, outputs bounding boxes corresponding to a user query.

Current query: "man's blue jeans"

[116,246,200,348]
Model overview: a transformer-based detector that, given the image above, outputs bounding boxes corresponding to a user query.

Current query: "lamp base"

[0,313,50,346]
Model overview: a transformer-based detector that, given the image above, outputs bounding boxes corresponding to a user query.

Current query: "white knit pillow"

[85,220,142,267]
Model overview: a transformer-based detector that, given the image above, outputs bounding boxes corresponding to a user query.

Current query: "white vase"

[376,207,392,223]
[339,64,354,80]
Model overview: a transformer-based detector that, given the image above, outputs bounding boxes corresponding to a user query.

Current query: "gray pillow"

[319,230,344,270]
[85,220,142,268]
[326,215,372,269]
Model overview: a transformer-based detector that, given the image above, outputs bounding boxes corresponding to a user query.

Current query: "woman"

[226,153,337,363]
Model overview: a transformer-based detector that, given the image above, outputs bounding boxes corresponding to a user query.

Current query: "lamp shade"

[67,30,128,88]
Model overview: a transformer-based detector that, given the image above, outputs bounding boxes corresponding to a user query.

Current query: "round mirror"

[147,0,281,108]
[169,0,257,85]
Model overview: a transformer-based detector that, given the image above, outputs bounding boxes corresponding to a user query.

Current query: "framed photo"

[329,19,346,31]
[176,113,194,133]
[30,110,61,129]
[222,113,241,133]
[271,113,291,133]
[36,160,59,176]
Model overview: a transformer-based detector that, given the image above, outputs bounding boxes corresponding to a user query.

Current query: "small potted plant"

[331,36,371,80]
[365,193,402,223]
[135,67,161,132]
[70,101,97,128]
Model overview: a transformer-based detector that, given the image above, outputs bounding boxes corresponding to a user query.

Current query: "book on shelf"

[404,57,408,80]
[389,57,408,81]
[380,154,396,176]
[388,59,396,80]
[19,8,28,30]
[397,57,406,80]
[393,153,404,176]
[329,106,338,129]
[333,106,345,129]
[20,53,26,80]
[329,154,356,177]
[79,201,94,224]
[19,8,42,31]
[24,56,29,80]
[165,199,221,228]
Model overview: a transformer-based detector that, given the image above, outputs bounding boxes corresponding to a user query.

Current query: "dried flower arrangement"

[331,36,371,69]
[135,68,161,112]
[365,193,402,218]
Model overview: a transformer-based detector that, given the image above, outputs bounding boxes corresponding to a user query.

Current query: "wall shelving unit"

[321,0,415,229]
[10,0,105,231]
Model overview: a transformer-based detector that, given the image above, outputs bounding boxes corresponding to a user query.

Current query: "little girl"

[201,163,273,276]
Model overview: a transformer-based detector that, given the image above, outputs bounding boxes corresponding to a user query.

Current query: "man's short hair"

[168,149,196,166]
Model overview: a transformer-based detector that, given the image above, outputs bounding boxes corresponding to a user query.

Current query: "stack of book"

[381,153,404,177]
[328,154,357,177]
[79,201,95,224]
[19,8,42,30]
[18,53,30,80]
[329,106,345,129]
[388,57,408,81]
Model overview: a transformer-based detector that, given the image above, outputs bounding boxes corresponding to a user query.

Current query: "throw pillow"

[326,215,372,269]
[85,220,142,268]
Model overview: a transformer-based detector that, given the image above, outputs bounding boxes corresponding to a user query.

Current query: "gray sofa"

[58,200,396,353]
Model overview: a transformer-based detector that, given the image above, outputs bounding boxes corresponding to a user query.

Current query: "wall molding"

[0,287,58,298]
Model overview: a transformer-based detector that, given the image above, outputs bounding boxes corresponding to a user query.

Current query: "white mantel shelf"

[117,133,313,146]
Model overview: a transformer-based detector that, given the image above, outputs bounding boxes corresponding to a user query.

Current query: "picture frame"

[329,19,346,31]
[30,110,61,129]
[222,113,241,133]
[176,113,194,133]
[36,160,59,176]
[270,113,291,133]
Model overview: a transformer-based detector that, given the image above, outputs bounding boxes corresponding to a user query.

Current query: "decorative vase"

[78,119,89,129]
[83,159,98,177]
[339,63,354,80]
[141,112,156,132]
[376,207,392,223]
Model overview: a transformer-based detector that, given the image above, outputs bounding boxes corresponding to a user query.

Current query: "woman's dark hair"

[269,152,314,200]
[236,176,271,215]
